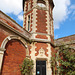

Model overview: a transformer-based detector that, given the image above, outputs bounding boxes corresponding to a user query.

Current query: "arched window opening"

[37,0,46,7]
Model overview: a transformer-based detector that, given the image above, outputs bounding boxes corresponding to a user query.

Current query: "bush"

[20,58,34,75]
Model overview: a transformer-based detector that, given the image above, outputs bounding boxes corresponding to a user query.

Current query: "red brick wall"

[2,40,26,75]
[36,9,47,34]
[0,25,10,46]
[36,34,48,39]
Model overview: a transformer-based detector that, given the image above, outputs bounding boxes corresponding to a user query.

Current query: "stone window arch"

[37,0,46,7]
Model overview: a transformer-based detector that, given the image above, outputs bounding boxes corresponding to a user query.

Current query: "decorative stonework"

[1,35,29,56]
[46,0,49,10]
[30,42,37,75]
[46,11,50,40]
[31,9,37,39]
[46,11,50,33]
[1,35,27,48]
[29,42,52,75]
[46,44,52,75]
[0,47,6,73]
[38,48,45,57]
[33,0,37,7]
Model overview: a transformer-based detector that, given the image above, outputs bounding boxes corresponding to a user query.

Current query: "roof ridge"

[55,34,75,40]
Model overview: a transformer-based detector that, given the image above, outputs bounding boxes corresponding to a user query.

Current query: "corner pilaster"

[0,47,6,73]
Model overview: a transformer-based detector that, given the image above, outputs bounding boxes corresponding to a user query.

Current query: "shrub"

[20,58,34,75]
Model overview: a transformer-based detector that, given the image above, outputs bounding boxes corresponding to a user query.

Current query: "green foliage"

[57,45,75,75]
[51,45,75,75]
[51,57,56,67]
[51,52,57,75]
[20,58,34,75]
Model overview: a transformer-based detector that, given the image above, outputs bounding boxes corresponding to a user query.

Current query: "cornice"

[0,47,6,51]
[31,32,51,36]
[31,38,55,47]
[0,20,31,41]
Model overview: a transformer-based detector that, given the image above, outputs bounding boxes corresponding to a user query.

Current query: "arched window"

[37,0,46,7]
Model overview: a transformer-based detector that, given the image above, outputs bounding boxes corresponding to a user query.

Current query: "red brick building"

[0,0,54,75]
[55,34,75,50]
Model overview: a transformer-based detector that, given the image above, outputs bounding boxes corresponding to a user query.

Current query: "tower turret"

[23,0,54,40]
[23,0,54,75]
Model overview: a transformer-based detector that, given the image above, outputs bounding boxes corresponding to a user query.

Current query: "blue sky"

[54,0,75,39]
[0,0,75,39]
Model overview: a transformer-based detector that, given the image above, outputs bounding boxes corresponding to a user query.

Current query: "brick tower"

[23,0,54,75]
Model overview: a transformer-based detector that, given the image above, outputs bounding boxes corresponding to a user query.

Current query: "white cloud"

[0,0,22,15]
[53,0,71,29]
[18,15,23,21]
[0,0,71,28]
